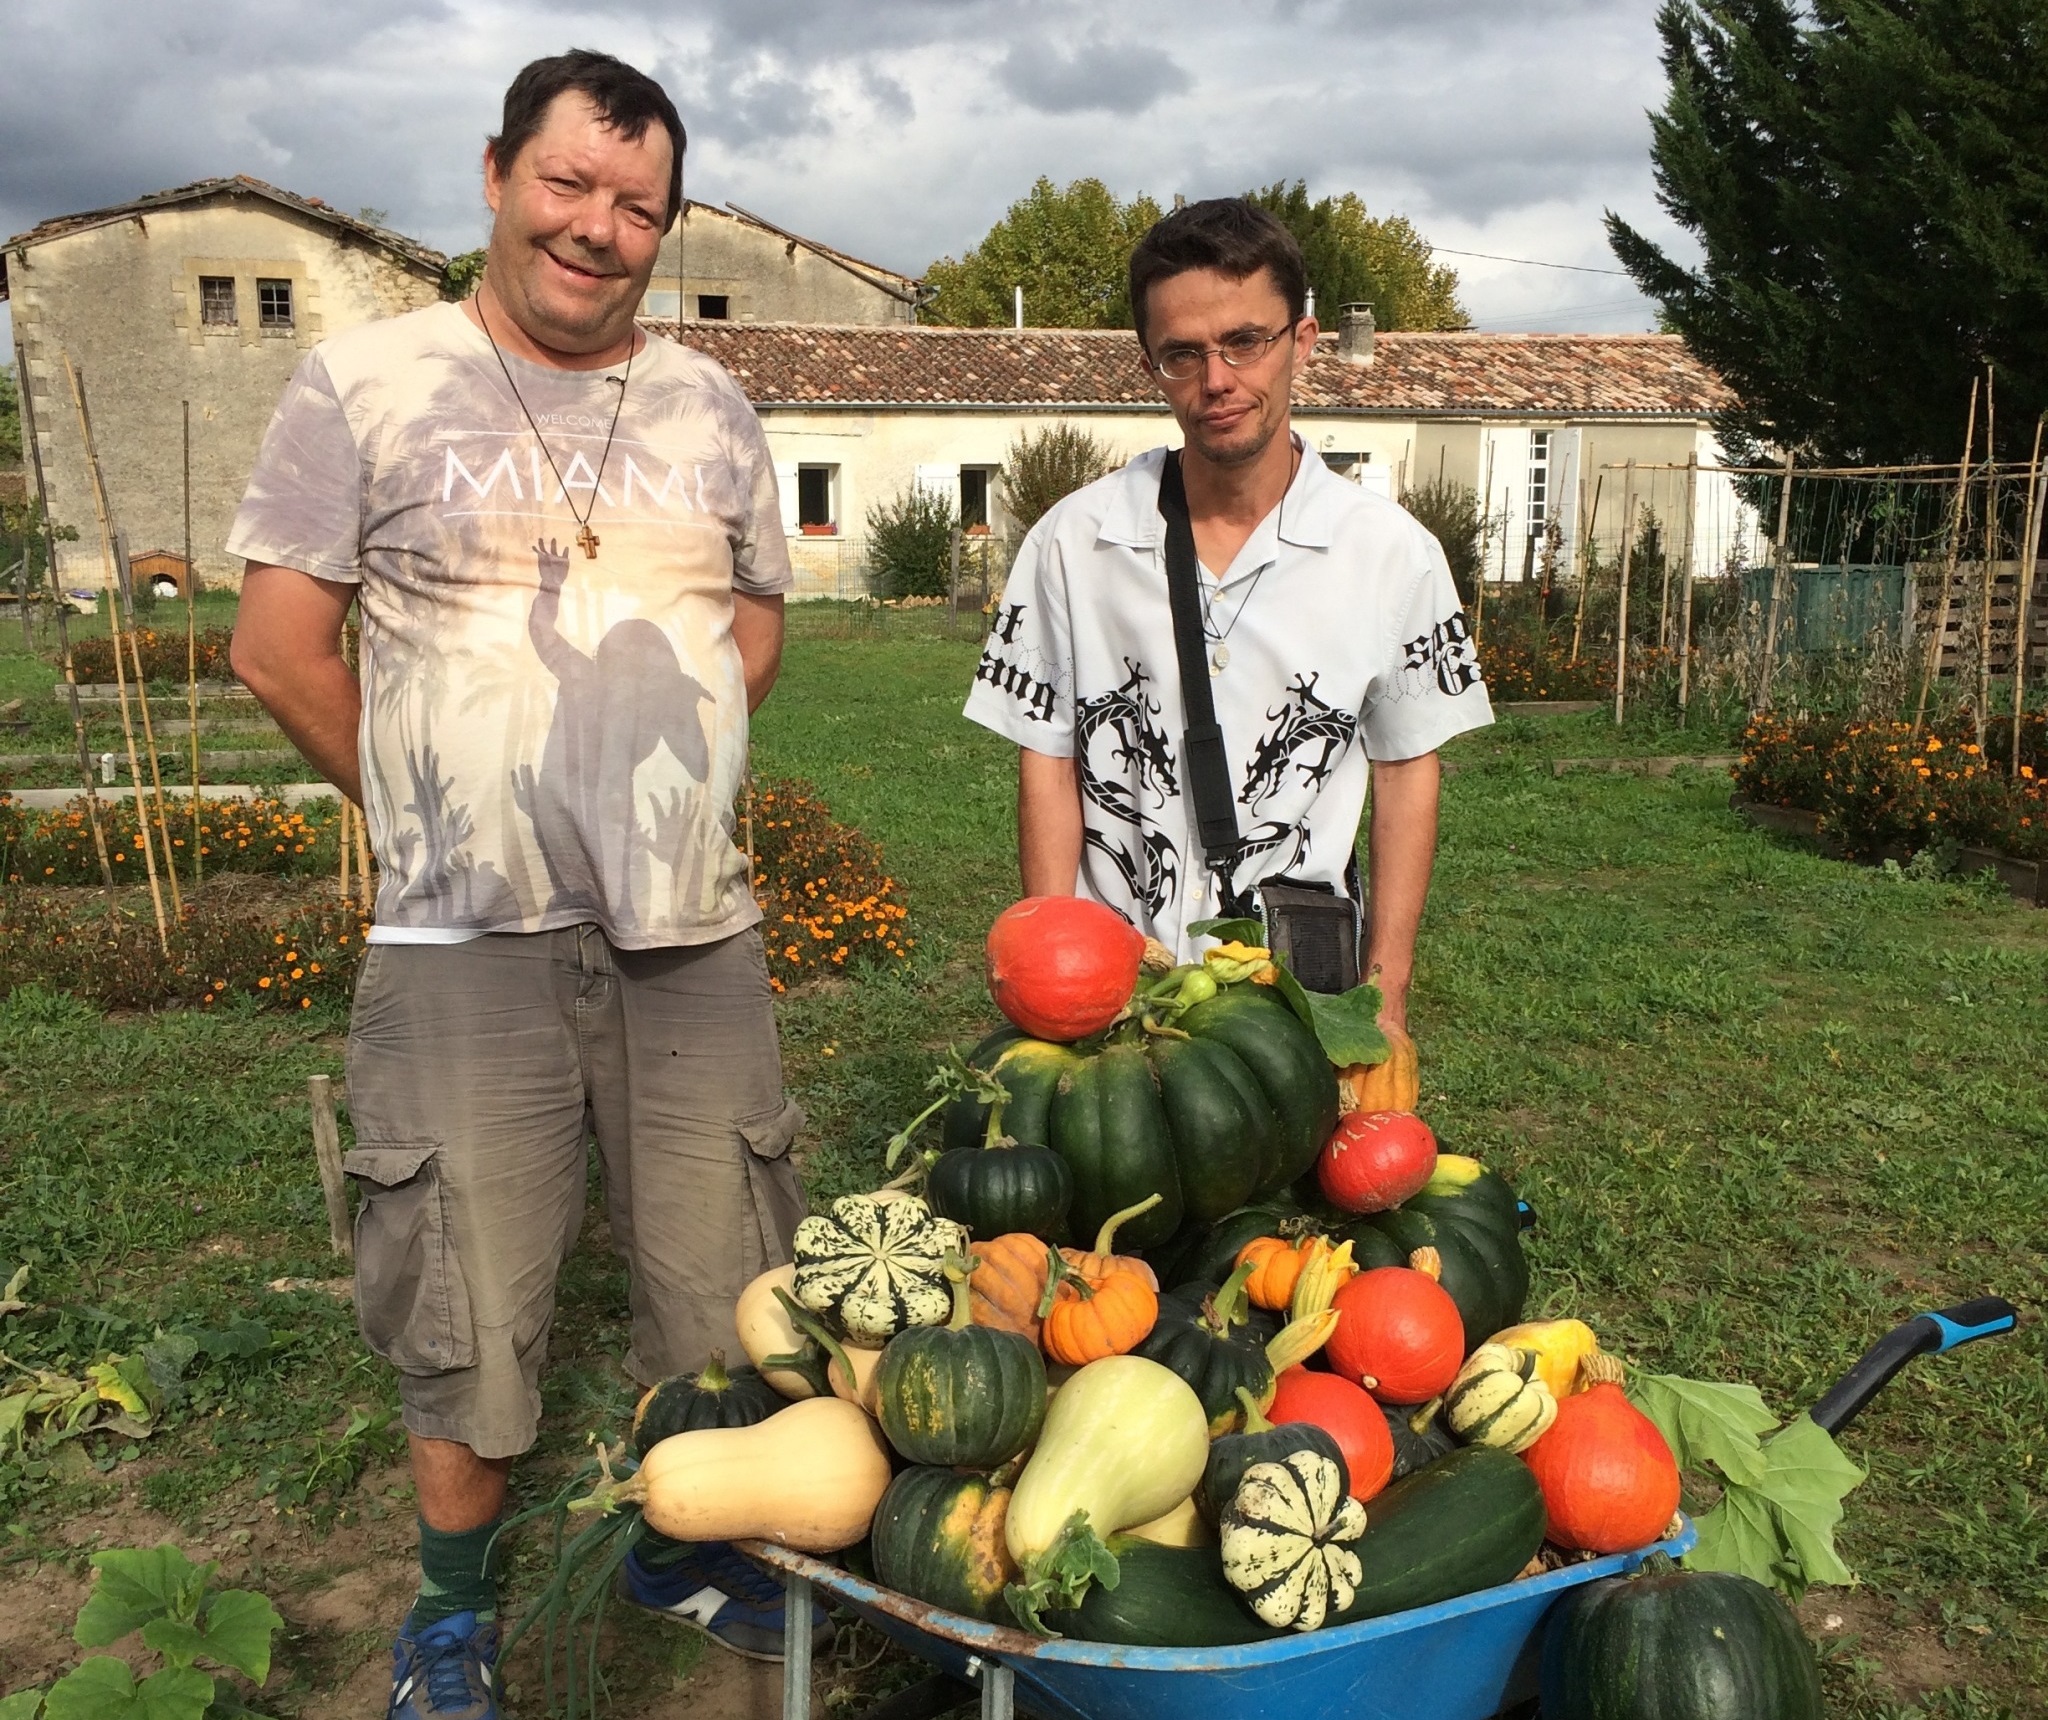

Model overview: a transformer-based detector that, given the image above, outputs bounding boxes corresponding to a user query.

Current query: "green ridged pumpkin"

[1133,1261,1275,1436]
[874,1255,1047,1468]
[941,987,1338,1251]
[1444,1343,1557,1453]
[870,1467,1018,1624]
[1540,1554,1824,1720]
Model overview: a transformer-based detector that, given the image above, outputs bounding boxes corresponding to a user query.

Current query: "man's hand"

[229,563,364,804]
[1018,747,1082,897]
[1363,750,1442,1035]
[734,591,784,714]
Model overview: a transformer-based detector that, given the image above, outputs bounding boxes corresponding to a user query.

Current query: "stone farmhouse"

[644,201,923,326]
[4,177,449,592]
[656,311,1752,599]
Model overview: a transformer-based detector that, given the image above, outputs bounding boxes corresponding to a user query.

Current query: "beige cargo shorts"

[343,924,806,1459]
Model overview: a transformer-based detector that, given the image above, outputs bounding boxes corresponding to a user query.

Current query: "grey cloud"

[997,35,1193,115]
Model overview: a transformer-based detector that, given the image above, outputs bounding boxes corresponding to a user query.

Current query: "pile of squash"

[587,899,1819,1712]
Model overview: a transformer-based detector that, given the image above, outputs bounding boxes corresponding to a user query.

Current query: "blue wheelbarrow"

[743,1297,2016,1720]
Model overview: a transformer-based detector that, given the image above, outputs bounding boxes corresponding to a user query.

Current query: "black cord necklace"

[476,287,633,559]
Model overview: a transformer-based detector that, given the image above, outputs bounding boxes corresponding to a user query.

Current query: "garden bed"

[1731,795,2045,907]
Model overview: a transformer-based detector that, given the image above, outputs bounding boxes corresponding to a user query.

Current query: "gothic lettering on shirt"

[1240,672,1361,814]
[974,639,1059,723]
[1401,611,1484,697]
[1075,659,1182,920]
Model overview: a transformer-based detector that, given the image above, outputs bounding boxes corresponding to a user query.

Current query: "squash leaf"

[1188,916,1267,946]
[1276,973,1388,1069]
[44,1659,212,1720]
[0,1688,45,1720]
[1628,1371,1776,1487]
[1629,1369,1864,1599]
[1004,1511,1120,1635]
[0,1263,29,1320]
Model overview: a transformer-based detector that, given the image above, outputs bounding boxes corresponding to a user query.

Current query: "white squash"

[1127,1493,1211,1548]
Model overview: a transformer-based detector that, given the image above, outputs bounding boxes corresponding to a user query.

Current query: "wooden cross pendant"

[576,523,600,560]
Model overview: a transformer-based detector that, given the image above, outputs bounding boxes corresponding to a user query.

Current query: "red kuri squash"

[1520,1358,1682,1554]
[1266,1366,1395,1502]
[1325,1264,1464,1404]
[986,897,1145,1042]
[1318,1111,1438,1214]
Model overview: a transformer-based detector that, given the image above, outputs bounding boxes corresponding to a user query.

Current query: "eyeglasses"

[1149,323,1297,382]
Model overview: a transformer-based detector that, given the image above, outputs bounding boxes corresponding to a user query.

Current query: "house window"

[960,466,997,533]
[797,465,837,532]
[198,277,237,327]
[1527,430,1551,539]
[697,294,730,320]
[257,278,294,330]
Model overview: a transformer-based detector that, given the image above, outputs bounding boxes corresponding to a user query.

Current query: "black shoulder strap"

[1158,453,1246,906]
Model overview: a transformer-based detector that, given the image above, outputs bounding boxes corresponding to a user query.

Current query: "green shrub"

[1401,477,1490,604]
[1001,424,1118,543]
[866,484,957,599]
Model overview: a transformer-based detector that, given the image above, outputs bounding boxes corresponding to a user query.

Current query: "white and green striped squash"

[1444,1342,1558,1454]
[792,1195,967,1345]
[1219,1450,1368,1631]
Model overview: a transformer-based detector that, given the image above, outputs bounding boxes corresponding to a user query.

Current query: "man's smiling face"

[481,89,672,357]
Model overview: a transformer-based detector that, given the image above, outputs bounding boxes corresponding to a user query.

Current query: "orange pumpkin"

[1236,1235,1313,1311]
[1037,1243,1159,1365]
[969,1232,1055,1346]
[1058,1193,1163,1290]
[1337,1021,1420,1114]
[1521,1355,1682,1554]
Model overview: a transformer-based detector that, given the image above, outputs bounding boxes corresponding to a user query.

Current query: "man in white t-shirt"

[228,51,818,1717]
[963,199,1492,1029]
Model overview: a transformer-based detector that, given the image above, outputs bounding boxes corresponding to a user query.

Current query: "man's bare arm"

[1018,747,1083,897]
[734,591,785,714]
[229,563,364,805]
[1363,750,1442,1034]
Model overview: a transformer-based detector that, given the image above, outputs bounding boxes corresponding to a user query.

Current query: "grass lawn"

[1,615,2043,1717]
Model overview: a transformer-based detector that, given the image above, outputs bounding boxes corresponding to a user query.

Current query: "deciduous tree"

[922,178,1163,327]
[1248,183,1469,331]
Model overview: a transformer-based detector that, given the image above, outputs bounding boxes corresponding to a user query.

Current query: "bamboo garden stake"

[1677,451,1699,720]
[1913,378,1981,742]
[2013,415,2045,777]
[1975,368,1997,752]
[65,354,168,949]
[1756,452,1797,710]
[184,400,202,885]
[124,625,185,918]
[1613,474,1638,727]
[1570,473,1601,664]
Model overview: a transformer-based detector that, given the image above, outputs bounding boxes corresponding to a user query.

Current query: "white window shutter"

[914,463,958,509]
[772,461,800,535]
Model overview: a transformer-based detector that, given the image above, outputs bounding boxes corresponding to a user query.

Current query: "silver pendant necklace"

[1203,564,1267,675]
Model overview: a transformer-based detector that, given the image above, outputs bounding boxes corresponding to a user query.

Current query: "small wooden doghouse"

[128,549,196,599]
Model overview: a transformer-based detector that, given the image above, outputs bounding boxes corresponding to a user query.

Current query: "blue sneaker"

[619,1542,834,1662]
[388,1610,498,1720]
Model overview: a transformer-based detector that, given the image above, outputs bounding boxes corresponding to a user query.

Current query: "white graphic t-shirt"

[963,444,1492,959]
[227,301,791,948]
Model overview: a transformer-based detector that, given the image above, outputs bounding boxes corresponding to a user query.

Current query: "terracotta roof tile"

[650,322,1730,418]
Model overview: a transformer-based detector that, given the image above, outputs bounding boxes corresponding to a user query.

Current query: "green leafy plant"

[1000,425,1117,544]
[265,1404,402,1524]
[2,1544,282,1720]
[1629,1369,1866,1600]
[865,484,958,600]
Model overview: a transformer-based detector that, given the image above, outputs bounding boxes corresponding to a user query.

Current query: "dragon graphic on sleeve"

[1074,658,1181,920]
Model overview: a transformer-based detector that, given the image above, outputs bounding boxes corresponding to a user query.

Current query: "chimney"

[1337,303,1376,367]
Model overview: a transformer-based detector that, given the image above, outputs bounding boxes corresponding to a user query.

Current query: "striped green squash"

[1444,1343,1557,1454]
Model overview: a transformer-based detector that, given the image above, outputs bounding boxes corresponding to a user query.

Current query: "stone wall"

[647,205,917,327]
[10,195,442,590]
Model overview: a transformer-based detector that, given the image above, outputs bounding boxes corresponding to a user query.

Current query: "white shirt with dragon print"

[964,442,1492,960]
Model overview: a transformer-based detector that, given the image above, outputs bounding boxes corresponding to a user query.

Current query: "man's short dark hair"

[1127,199,1307,347]
[489,49,688,231]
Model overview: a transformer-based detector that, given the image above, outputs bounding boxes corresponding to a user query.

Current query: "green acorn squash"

[1132,1260,1275,1435]
[1539,1554,1824,1720]
[630,1352,783,1454]
[870,1466,1019,1625]
[1200,1387,1348,1526]
[875,1256,1047,1468]
[926,1138,1074,1240]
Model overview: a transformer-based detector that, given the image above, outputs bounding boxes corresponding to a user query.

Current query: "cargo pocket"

[344,1143,477,1375]
[737,1098,808,1281]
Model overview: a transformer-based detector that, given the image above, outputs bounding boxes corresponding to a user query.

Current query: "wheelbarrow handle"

[1808,1297,2018,1436]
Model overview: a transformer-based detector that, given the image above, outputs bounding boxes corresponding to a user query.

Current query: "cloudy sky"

[1,0,1685,355]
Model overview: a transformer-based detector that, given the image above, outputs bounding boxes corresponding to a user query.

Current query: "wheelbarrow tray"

[742,1516,1696,1720]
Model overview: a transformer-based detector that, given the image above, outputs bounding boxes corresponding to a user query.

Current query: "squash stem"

[1035,1244,1095,1319]
[1205,1258,1260,1335]
[770,1286,864,1398]
[1092,1191,1164,1255]
[695,1350,732,1393]
[1233,1385,1275,1434]
[944,1252,979,1331]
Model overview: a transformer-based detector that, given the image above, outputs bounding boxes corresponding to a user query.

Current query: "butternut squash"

[1126,1493,1212,1548]
[621,1397,891,1552]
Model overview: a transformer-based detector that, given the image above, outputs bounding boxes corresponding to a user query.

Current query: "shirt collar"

[1096,435,1345,554]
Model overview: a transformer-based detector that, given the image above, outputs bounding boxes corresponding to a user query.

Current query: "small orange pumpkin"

[1338,1021,1420,1114]
[1037,1242,1159,1365]
[1059,1192,1163,1289]
[969,1233,1055,1346]
[1236,1235,1316,1312]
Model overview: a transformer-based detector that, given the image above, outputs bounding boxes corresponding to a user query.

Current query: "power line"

[1431,246,1634,278]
